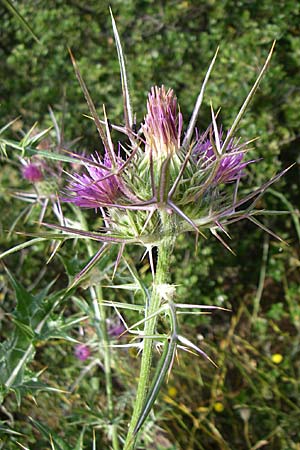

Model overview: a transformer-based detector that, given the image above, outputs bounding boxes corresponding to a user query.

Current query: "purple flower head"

[193,129,254,184]
[64,151,121,209]
[108,321,126,338]
[143,85,183,158]
[22,163,43,183]
[74,343,91,361]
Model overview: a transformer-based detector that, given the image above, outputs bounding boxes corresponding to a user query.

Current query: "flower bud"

[143,85,182,159]
[74,344,91,361]
[108,321,126,338]
[22,163,43,183]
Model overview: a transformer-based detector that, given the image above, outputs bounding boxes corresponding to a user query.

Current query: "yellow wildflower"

[271,353,283,364]
[213,402,224,413]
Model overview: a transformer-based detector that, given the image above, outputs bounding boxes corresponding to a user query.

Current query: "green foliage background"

[1,0,300,449]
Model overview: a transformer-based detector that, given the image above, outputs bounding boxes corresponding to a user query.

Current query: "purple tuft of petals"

[143,85,182,158]
[193,129,254,184]
[74,343,91,361]
[108,321,126,338]
[22,163,43,182]
[64,152,121,209]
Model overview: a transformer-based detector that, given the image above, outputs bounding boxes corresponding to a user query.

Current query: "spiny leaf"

[220,164,293,219]
[0,116,22,135]
[134,337,177,436]
[102,300,145,311]
[110,8,134,131]
[183,47,219,149]
[41,222,135,243]
[177,335,217,367]
[221,41,276,153]
[74,428,85,450]
[4,267,35,325]
[2,0,41,44]
[0,237,46,261]
[67,244,109,291]
[247,216,286,243]
[2,344,35,390]
[68,48,115,164]
[0,138,90,165]
[29,417,72,450]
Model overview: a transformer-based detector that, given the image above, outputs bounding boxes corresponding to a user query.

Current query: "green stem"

[124,213,175,450]
[79,211,119,450]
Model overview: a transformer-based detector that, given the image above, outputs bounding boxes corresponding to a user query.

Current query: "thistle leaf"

[177,335,217,367]
[29,418,72,450]
[134,337,177,436]
[0,138,92,165]
[2,0,41,44]
[41,222,136,244]
[219,164,293,220]
[0,238,46,261]
[221,41,276,153]
[67,244,109,291]
[247,216,286,243]
[183,47,219,149]
[210,102,221,155]
[68,49,114,163]
[102,300,145,311]
[110,8,134,131]
[0,116,22,135]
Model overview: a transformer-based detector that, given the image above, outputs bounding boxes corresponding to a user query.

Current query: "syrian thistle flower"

[142,85,183,159]
[50,34,284,260]
[16,155,65,226]
[108,320,126,338]
[22,162,43,182]
[9,115,76,229]
[57,77,286,251]
[74,344,91,361]
[64,151,121,209]
[193,129,254,185]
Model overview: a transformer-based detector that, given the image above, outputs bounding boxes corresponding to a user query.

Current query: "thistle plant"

[1,11,290,450]
[0,115,71,230]
[27,11,291,448]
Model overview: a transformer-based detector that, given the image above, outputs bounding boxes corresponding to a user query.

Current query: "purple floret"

[193,130,254,184]
[108,322,126,338]
[143,85,183,157]
[74,344,91,361]
[64,152,120,209]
